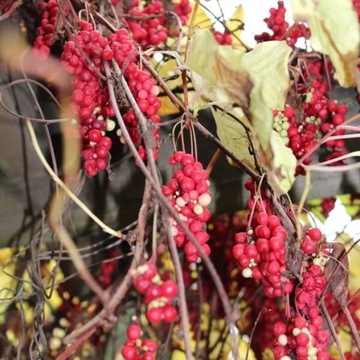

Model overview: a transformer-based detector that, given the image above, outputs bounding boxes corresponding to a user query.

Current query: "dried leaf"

[324,242,349,307]
[213,53,253,110]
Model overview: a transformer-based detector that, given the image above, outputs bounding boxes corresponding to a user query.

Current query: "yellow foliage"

[0,247,63,328]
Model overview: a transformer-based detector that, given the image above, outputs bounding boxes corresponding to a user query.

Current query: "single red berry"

[88,129,102,143]
[160,281,178,298]
[162,304,177,322]
[127,324,142,340]
[146,307,162,323]
[307,228,322,242]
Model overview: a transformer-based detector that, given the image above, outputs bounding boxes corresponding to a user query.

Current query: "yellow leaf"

[155,58,183,115]
[190,1,213,29]
[226,5,246,49]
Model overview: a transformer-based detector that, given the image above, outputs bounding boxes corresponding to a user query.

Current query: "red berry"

[256,212,268,225]
[180,177,195,192]
[146,307,162,323]
[160,281,178,298]
[162,304,177,322]
[255,225,271,239]
[255,238,269,253]
[267,215,281,229]
[273,321,287,336]
[121,345,137,359]
[307,228,322,242]
[269,237,284,251]
[88,129,102,142]
[127,324,142,340]
[296,332,309,346]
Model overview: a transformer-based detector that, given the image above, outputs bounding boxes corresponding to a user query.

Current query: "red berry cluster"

[213,30,232,45]
[34,0,61,58]
[121,323,158,360]
[255,1,310,47]
[162,151,212,262]
[273,316,330,360]
[272,262,331,360]
[174,0,192,26]
[130,262,178,324]
[61,22,161,175]
[233,211,293,298]
[273,76,348,174]
[127,0,168,48]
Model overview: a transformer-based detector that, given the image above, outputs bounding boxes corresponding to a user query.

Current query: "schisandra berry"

[233,189,292,298]
[61,23,162,176]
[121,323,158,360]
[130,263,178,324]
[162,151,212,262]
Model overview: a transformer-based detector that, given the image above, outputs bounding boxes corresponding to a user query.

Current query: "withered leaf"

[213,53,253,111]
[324,242,349,307]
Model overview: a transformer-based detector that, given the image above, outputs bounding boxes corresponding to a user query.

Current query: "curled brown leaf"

[213,53,253,111]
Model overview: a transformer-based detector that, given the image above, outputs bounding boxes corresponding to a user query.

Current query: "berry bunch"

[61,22,162,176]
[130,262,178,324]
[273,316,330,360]
[34,0,61,58]
[272,262,331,360]
[255,1,310,47]
[174,0,192,26]
[233,211,293,298]
[162,151,212,262]
[273,76,348,174]
[213,30,232,45]
[121,323,158,360]
[126,1,168,48]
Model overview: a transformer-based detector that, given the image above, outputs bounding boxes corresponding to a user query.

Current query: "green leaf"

[186,29,245,106]
[266,130,297,195]
[291,0,360,87]
[211,107,256,170]
[187,30,295,194]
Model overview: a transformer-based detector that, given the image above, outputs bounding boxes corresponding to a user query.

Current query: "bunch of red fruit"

[34,0,62,58]
[273,75,348,174]
[255,1,310,47]
[213,30,232,45]
[121,323,158,360]
[61,22,162,176]
[126,0,168,48]
[162,151,212,262]
[233,210,294,298]
[272,262,331,360]
[130,262,178,324]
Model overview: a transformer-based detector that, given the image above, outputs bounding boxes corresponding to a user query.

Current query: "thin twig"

[320,301,345,360]
[25,120,122,239]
